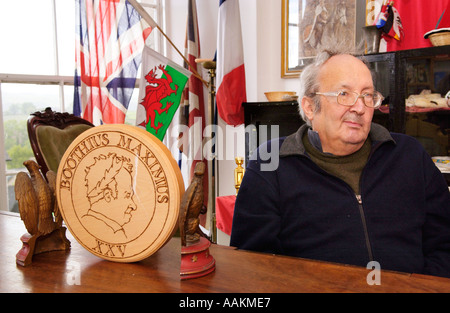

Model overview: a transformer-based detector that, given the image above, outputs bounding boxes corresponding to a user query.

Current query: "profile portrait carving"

[82,153,137,241]
[56,125,184,262]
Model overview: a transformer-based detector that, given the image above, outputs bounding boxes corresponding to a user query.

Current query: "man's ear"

[301,96,315,122]
[103,188,112,203]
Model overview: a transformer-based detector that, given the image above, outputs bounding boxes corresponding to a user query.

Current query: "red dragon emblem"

[139,65,178,133]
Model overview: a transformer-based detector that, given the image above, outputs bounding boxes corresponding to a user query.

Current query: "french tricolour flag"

[216,0,246,126]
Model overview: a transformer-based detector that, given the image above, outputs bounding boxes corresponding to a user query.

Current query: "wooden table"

[1,211,450,293]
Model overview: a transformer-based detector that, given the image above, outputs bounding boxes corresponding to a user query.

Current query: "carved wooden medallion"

[56,124,184,262]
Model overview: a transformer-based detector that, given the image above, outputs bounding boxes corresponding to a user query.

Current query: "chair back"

[27,107,94,177]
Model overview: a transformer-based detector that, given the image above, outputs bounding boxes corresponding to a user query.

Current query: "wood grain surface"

[2,212,450,293]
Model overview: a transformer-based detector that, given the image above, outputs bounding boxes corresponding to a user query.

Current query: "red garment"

[386,0,450,51]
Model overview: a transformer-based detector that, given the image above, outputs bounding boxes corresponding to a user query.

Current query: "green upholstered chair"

[27,107,94,177]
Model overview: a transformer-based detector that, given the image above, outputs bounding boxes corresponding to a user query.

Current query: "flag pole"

[196,58,217,243]
[127,0,208,87]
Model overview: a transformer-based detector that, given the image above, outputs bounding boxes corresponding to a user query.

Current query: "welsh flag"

[136,47,191,141]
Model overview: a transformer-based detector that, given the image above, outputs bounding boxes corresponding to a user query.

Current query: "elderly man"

[230,47,450,278]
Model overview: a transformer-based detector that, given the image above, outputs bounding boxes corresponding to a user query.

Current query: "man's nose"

[350,96,366,114]
[129,200,137,211]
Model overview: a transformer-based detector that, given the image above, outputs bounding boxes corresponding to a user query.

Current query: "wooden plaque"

[56,124,184,262]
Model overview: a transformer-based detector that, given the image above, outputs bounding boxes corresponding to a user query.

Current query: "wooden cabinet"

[364,46,450,157]
[242,100,303,164]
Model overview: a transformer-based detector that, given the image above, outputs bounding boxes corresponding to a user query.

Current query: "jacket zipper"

[355,194,374,262]
[302,155,376,262]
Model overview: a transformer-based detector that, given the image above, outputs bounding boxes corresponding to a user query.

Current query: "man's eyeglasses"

[314,90,384,109]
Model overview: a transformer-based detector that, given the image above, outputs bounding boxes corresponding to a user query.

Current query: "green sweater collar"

[280,123,395,158]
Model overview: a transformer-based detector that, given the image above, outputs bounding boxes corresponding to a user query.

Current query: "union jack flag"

[179,0,209,223]
[74,0,153,125]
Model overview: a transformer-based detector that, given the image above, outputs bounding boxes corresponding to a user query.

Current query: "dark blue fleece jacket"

[231,123,450,278]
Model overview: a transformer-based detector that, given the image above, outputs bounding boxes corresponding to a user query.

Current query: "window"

[0,0,163,212]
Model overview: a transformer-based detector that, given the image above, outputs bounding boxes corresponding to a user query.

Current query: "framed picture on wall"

[282,0,356,78]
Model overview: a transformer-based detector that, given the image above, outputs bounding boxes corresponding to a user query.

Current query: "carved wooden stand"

[16,227,71,267]
[180,237,215,280]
